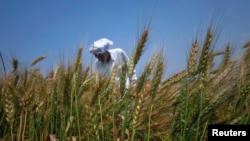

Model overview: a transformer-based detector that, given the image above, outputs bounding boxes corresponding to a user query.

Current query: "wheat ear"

[119,63,128,96]
[129,28,148,77]
[30,55,46,67]
[197,28,213,72]
[188,40,199,75]
[149,56,164,97]
[212,61,235,86]
[73,47,83,73]
[158,70,187,92]
[136,52,158,94]
[222,44,231,68]
[2,76,15,140]
[12,58,18,73]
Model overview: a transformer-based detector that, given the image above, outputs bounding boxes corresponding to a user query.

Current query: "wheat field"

[0,27,250,141]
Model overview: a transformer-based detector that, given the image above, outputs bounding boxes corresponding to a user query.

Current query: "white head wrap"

[89,38,113,55]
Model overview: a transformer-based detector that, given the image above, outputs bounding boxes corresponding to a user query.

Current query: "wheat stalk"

[2,76,16,141]
[30,55,46,67]
[158,70,187,92]
[73,47,83,73]
[197,28,213,72]
[131,89,149,140]
[188,40,199,75]
[136,52,158,94]
[212,61,235,86]
[119,63,128,96]
[129,28,148,77]
[4,93,15,125]
[221,44,231,69]
[149,56,164,97]
[108,65,119,101]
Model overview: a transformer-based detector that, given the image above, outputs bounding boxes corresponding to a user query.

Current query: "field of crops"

[1,27,250,141]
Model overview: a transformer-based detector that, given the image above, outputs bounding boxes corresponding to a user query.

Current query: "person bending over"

[89,38,137,88]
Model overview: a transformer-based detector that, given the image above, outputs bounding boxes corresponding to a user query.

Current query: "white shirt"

[94,48,137,87]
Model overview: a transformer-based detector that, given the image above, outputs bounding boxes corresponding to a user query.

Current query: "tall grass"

[0,27,250,141]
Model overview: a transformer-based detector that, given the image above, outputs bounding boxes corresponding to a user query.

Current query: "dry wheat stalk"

[131,85,153,131]
[129,28,148,77]
[132,91,143,129]
[212,61,235,86]
[132,57,165,133]
[188,40,199,75]
[202,58,211,86]
[30,55,46,67]
[81,104,95,138]
[222,44,231,68]
[119,63,128,96]
[82,67,90,81]
[131,58,163,134]
[149,56,164,97]
[110,66,118,87]
[158,70,187,92]
[198,28,213,72]
[108,65,119,101]
[135,52,158,94]
[73,47,83,73]
[2,76,16,140]
[4,92,15,125]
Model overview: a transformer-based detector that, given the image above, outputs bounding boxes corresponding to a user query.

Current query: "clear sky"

[0,0,250,77]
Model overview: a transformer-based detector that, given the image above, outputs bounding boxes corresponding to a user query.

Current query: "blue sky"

[0,0,250,77]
